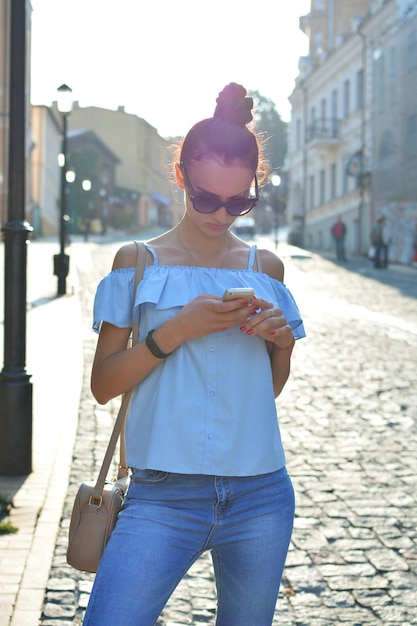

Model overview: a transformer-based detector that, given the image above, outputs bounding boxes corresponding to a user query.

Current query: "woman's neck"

[174,219,234,267]
[175,217,232,251]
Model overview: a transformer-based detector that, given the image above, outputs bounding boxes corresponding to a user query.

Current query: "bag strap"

[91,242,147,501]
[118,241,148,476]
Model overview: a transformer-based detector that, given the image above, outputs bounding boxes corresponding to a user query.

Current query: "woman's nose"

[214,206,231,222]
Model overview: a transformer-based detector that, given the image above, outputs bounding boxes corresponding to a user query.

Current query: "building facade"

[66,129,120,236]
[287,0,417,264]
[30,101,184,237]
[66,104,181,229]
[370,0,417,263]
[30,105,61,236]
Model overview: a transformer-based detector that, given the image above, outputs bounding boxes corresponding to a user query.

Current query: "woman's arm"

[242,248,295,398]
[269,339,294,397]
[91,243,182,404]
[262,249,295,397]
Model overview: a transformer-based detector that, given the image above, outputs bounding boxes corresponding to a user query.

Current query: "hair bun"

[214,83,253,126]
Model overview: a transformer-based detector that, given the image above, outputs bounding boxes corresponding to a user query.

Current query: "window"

[343,80,350,118]
[320,98,327,131]
[388,46,397,106]
[330,163,337,199]
[376,55,385,113]
[296,119,302,150]
[310,106,316,127]
[309,175,315,209]
[377,130,397,192]
[332,89,338,118]
[343,160,349,195]
[356,69,364,109]
[406,30,417,72]
[310,106,317,139]
[331,89,338,136]
[313,31,323,54]
[406,114,417,157]
[319,169,325,204]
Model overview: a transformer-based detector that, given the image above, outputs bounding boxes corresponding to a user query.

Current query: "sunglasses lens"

[227,199,256,216]
[192,194,218,214]
[192,195,258,216]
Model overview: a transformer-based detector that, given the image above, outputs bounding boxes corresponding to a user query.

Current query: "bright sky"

[30,0,310,138]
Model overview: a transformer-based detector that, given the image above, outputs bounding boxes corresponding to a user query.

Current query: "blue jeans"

[83,467,295,626]
[335,237,346,261]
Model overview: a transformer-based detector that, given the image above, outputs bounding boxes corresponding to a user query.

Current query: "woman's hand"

[237,296,294,398]
[171,294,259,343]
[238,296,295,350]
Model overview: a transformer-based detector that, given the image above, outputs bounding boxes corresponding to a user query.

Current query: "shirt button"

[209,391,215,397]
[209,347,215,353]
[208,434,213,440]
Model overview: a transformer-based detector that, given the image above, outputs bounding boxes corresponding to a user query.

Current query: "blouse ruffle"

[93,264,306,339]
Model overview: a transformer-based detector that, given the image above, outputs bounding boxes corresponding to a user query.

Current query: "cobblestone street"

[40,239,417,625]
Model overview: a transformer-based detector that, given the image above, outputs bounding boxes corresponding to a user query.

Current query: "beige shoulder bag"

[66,241,147,573]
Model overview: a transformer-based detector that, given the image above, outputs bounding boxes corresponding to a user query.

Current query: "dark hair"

[179,83,267,181]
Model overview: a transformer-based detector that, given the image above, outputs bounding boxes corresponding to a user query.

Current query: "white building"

[287,0,417,264]
[30,105,61,236]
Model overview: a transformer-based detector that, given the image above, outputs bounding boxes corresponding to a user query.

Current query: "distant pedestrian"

[371,216,388,268]
[331,216,347,261]
[83,82,306,626]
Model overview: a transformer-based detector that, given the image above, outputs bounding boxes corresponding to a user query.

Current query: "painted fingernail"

[246,329,254,336]
[240,326,247,332]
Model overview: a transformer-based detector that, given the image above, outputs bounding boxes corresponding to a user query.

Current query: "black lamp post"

[0,0,33,475]
[53,83,73,296]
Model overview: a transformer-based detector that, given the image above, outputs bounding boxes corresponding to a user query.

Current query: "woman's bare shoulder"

[111,242,140,270]
[257,247,285,282]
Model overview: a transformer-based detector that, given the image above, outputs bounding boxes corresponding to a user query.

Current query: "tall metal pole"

[0,0,33,475]
[54,112,70,295]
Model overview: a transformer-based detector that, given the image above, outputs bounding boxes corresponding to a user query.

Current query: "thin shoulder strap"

[248,245,262,272]
[91,242,147,500]
[254,250,262,273]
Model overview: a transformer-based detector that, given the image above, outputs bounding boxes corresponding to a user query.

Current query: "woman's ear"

[175,162,185,190]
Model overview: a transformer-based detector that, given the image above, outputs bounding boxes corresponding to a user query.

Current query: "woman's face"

[178,157,255,236]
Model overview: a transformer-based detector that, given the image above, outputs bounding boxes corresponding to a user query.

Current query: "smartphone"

[223,287,255,302]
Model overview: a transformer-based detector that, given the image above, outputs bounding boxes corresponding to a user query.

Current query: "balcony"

[306,118,340,150]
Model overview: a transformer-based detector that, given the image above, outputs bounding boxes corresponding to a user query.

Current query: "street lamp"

[53,83,73,295]
[0,0,33,475]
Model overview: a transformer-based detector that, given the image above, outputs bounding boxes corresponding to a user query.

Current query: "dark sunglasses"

[180,162,259,217]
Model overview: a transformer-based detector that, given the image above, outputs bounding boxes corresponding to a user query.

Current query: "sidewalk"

[0,240,83,626]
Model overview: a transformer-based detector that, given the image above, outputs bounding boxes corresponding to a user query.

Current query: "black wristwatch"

[145,329,173,359]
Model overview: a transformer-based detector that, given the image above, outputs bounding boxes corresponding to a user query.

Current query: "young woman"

[83,83,305,626]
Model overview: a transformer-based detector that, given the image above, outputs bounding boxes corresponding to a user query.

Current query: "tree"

[67,147,100,232]
[249,91,289,234]
[249,90,288,172]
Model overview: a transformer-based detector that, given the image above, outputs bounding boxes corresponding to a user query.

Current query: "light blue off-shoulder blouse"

[93,244,306,476]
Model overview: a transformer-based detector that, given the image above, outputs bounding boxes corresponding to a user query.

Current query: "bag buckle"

[88,495,103,508]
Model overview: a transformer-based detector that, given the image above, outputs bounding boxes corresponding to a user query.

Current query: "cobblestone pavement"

[40,239,417,625]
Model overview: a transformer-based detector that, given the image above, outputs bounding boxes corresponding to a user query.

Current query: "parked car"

[233,216,256,237]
